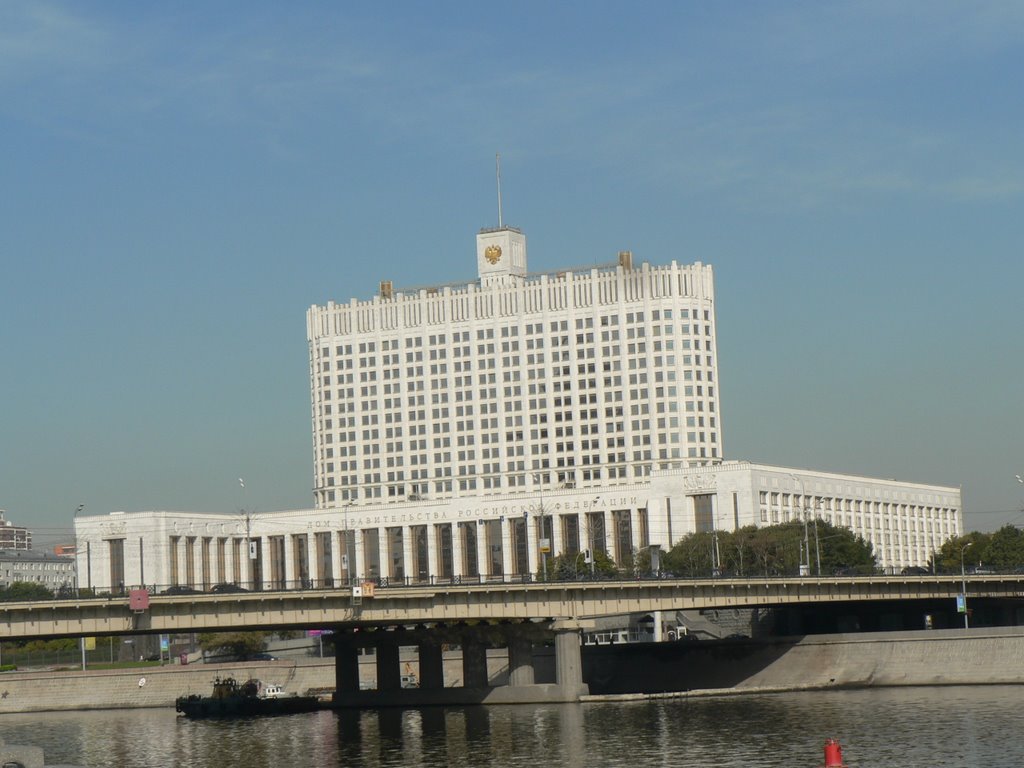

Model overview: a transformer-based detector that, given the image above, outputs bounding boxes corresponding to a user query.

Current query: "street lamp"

[588,497,601,576]
[789,475,811,576]
[71,504,89,671]
[533,474,549,582]
[341,501,357,587]
[960,541,974,630]
[72,504,84,594]
[573,549,586,579]
[811,499,821,577]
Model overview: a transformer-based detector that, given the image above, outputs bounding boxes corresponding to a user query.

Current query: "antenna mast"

[496,152,503,228]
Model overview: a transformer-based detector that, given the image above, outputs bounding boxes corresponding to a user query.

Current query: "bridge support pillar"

[419,639,445,690]
[334,634,361,694]
[462,635,489,689]
[553,621,589,697]
[508,633,535,687]
[377,640,402,691]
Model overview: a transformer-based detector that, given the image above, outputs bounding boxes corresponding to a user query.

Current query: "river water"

[1,686,1020,767]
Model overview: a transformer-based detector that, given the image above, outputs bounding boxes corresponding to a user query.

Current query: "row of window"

[319,308,714,356]
[758,492,957,521]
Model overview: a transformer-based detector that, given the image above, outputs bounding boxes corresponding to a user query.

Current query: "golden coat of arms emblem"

[484,244,502,264]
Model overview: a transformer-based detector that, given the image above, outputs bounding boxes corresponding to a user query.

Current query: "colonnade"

[261,504,649,589]
[94,501,652,594]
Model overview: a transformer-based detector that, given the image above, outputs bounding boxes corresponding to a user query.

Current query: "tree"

[984,526,1024,570]
[935,533,991,573]
[542,548,619,580]
[662,521,876,578]
[662,531,717,577]
[0,582,54,602]
[812,520,876,574]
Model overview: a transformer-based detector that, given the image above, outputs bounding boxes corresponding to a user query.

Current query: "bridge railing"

[8,569,1012,606]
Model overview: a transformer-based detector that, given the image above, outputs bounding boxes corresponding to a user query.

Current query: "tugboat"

[175,675,322,718]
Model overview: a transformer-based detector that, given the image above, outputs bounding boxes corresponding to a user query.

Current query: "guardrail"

[12,570,1018,605]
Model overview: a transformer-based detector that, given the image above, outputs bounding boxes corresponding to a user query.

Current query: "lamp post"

[341,501,357,587]
[812,499,821,577]
[789,475,811,576]
[72,504,84,594]
[72,504,86,671]
[533,474,549,582]
[573,549,586,579]
[960,541,973,630]
[588,497,600,576]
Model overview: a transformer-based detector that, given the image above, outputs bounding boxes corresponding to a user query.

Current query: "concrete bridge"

[3,573,1021,640]
[4,573,1021,706]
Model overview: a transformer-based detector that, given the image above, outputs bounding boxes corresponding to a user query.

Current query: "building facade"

[306,227,720,508]
[0,549,75,591]
[0,510,31,550]
[73,462,961,593]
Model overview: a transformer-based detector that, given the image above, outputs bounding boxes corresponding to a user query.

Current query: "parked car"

[209,583,249,594]
[161,585,201,595]
[900,566,930,576]
[968,566,996,575]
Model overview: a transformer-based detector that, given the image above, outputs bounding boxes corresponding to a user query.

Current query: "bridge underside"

[329,620,590,706]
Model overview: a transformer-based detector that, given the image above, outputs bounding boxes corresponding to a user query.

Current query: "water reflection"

[1,687,1023,767]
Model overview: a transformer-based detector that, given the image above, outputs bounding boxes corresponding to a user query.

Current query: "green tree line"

[661,521,877,577]
[934,525,1024,573]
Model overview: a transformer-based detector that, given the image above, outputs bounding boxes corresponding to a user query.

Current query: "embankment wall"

[738,626,1024,689]
[0,660,336,715]
[0,649,514,714]
[581,626,1024,695]
[3,627,1023,712]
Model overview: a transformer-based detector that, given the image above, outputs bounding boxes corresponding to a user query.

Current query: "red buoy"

[823,738,846,767]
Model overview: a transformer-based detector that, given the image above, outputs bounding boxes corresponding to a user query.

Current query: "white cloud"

[0,2,108,79]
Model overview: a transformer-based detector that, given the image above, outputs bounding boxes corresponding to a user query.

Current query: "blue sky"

[2,1,1022,549]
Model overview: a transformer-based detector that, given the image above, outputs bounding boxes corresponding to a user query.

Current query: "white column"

[238,539,248,586]
[426,523,438,582]
[173,538,186,588]
[501,517,514,581]
[353,529,365,582]
[402,525,414,584]
[380,529,393,580]
[550,512,563,557]
[646,498,669,551]
[452,522,465,580]
[252,536,266,590]
[526,513,537,575]
[331,532,344,586]
[476,521,489,580]
[283,536,296,589]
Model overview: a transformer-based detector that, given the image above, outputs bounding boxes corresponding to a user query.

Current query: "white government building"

[74,224,962,593]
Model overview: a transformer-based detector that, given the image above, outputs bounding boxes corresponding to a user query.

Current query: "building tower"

[306,224,721,510]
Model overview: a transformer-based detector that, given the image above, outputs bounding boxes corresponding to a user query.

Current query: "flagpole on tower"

[496,152,503,228]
